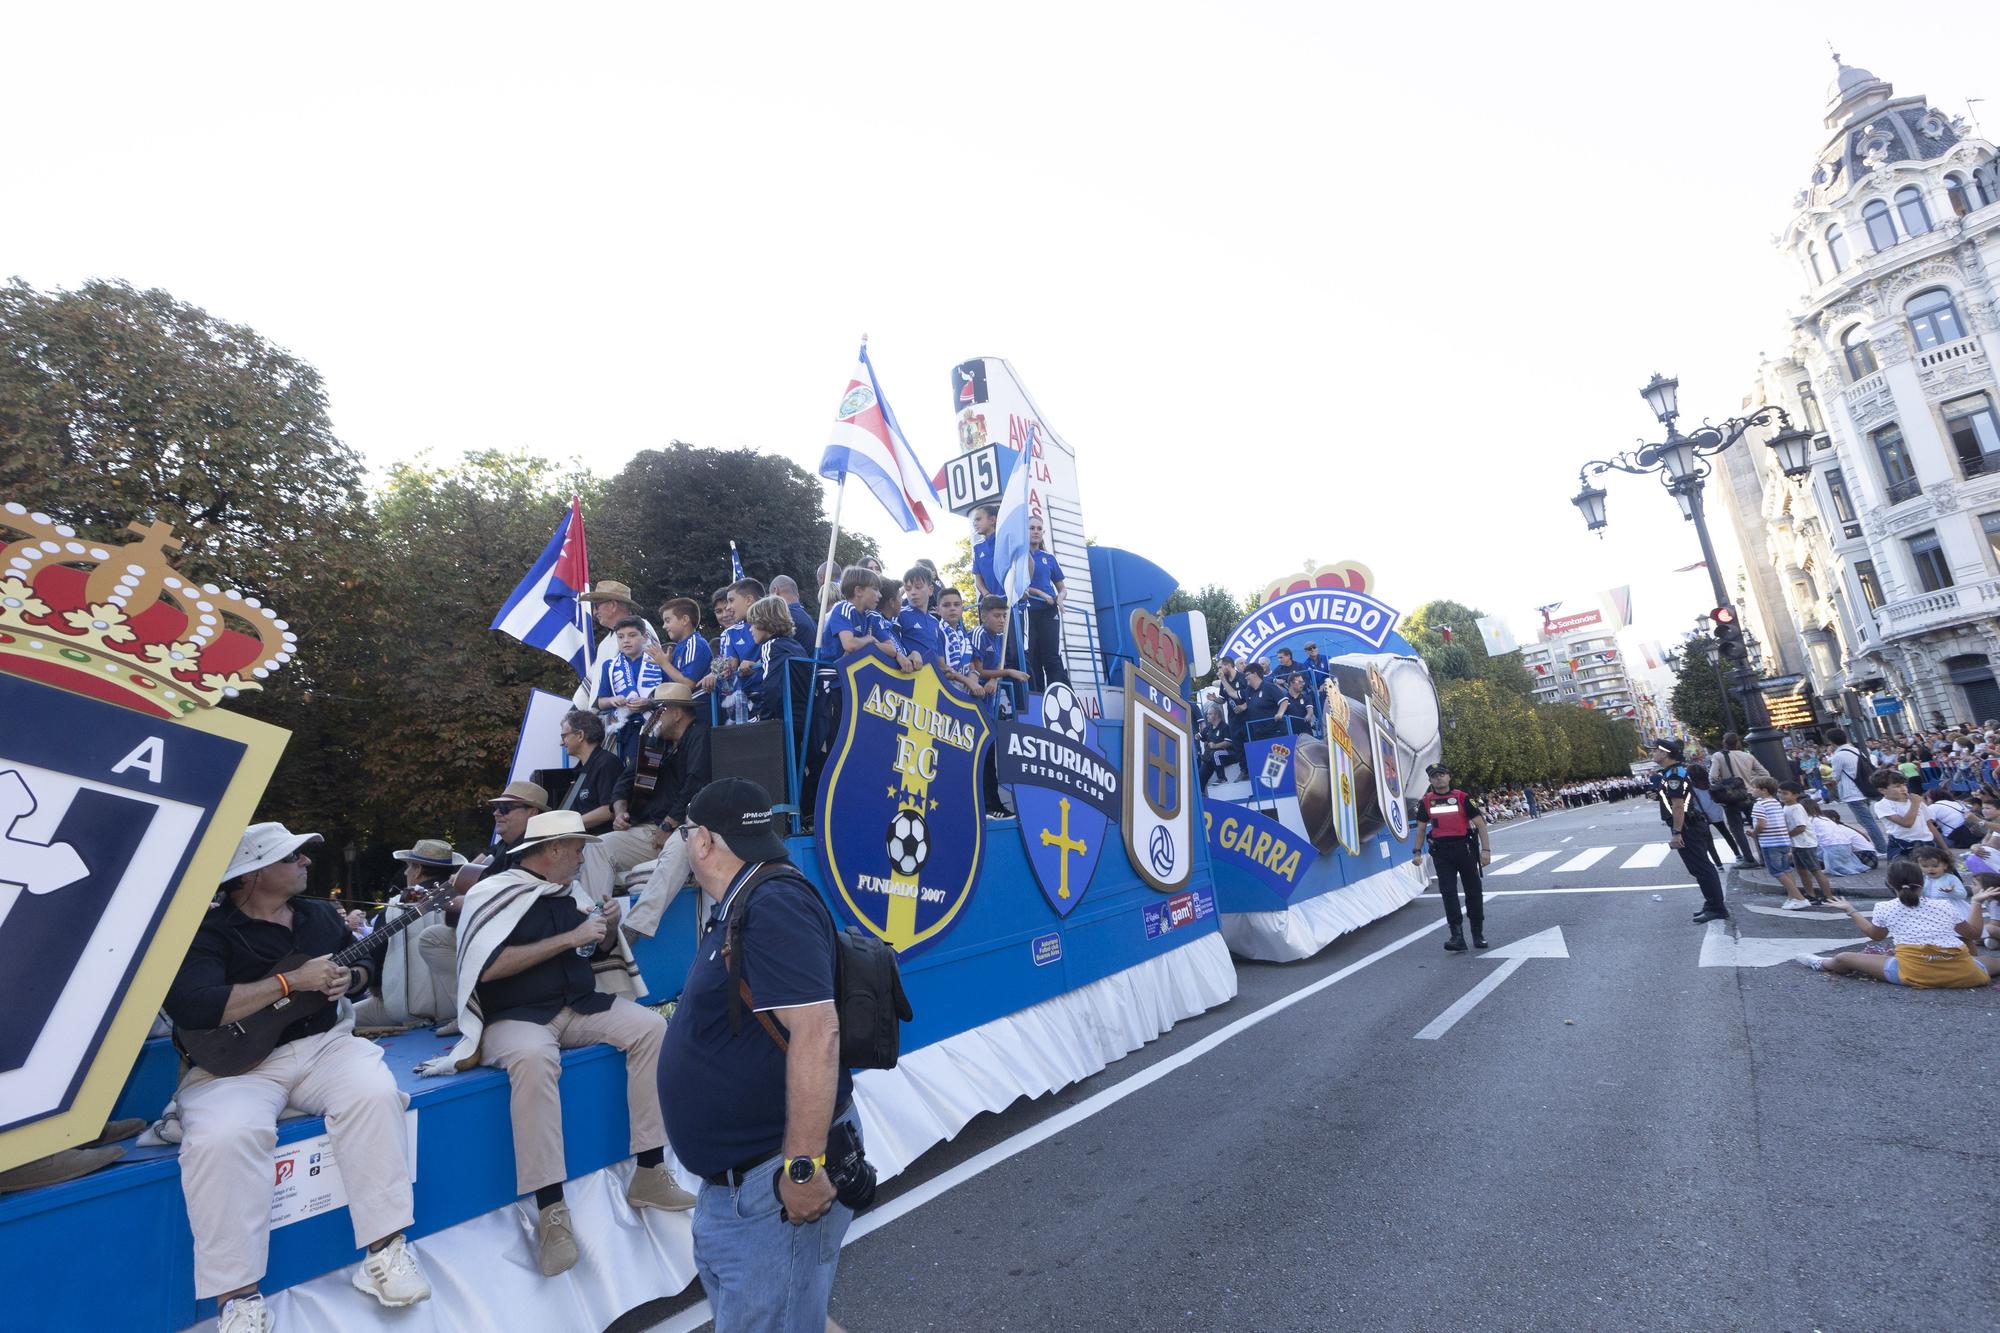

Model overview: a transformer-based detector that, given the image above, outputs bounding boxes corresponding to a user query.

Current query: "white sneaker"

[217,1295,273,1333]
[1780,898,1810,911]
[352,1234,431,1308]
[1792,954,1826,970]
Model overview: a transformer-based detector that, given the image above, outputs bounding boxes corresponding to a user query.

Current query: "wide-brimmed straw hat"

[510,809,601,853]
[578,580,640,609]
[391,838,467,868]
[486,780,550,810]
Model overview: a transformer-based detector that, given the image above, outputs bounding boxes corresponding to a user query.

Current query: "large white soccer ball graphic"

[887,808,930,877]
[1040,682,1087,744]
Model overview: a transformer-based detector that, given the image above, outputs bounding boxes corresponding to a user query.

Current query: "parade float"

[0,357,1246,1331]
[1201,561,1443,961]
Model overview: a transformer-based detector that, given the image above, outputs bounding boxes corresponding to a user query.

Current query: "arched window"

[1806,244,1825,284]
[1843,325,1878,380]
[1895,186,1933,236]
[1797,383,1825,434]
[1946,174,1973,218]
[1826,224,1851,270]
[1863,199,1898,251]
[1906,288,1966,349]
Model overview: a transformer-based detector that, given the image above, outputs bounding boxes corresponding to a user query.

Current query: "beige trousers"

[176,1022,414,1298]
[622,829,693,938]
[479,997,667,1195]
[581,824,667,907]
[417,923,457,1017]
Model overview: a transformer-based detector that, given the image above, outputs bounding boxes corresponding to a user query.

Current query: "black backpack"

[1838,743,1877,792]
[723,863,913,1071]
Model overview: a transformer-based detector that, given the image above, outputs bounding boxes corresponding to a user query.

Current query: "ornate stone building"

[1718,57,2000,733]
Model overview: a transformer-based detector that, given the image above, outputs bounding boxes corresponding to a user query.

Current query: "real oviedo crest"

[816,650,990,956]
[1122,661,1194,893]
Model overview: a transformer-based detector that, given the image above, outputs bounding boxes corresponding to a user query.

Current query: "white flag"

[1475,616,1518,656]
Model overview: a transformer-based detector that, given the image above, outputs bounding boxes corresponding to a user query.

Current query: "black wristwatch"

[785,1153,825,1185]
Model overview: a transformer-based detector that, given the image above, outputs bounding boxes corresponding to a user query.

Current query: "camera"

[822,1118,876,1211]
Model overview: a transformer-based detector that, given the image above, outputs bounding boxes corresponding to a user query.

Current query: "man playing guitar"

[162,822,430,1333]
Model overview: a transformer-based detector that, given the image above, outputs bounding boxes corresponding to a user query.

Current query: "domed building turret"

[1713,57,2000,733]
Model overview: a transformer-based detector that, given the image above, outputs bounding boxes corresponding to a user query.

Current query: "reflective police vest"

[1418,789,1475,840]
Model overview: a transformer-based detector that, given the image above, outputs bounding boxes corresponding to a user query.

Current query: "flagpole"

[818,474,846,622]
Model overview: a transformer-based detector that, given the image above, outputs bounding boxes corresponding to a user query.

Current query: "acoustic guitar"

[173,882,457,1075]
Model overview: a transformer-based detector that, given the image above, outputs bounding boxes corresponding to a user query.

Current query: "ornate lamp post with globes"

[1570,373,1815,780]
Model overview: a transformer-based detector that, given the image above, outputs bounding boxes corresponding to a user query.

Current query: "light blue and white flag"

[991,423,1036,602]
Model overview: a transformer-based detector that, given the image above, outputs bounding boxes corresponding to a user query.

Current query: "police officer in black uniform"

[1413,762,1490,951]
[1652,738,1729,922]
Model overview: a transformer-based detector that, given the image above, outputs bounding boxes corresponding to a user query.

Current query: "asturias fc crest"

[816,649,990,956]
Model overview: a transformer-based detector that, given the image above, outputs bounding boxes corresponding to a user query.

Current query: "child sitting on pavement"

[1872,769,1940,858]
[1808,804,1878,876]
[1797,865,1996,988]
[1910,845,1970,906]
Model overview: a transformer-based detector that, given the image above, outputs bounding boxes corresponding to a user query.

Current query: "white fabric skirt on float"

[1219,859,1426,962]
[204,931,1238,1333]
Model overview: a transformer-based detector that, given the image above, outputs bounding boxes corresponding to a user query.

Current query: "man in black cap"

[1412,762,1490,950]
[1652,738,1729,923]
[659,778,859,1331]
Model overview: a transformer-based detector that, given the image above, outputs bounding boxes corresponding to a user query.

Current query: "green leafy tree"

[1163,584,1245,679]
[589,443,878,630]
[936,535,974,601]
[1669,639,1732,750]
[355,450,601,849]
[0,277,378,858]
[1403,599,1533,695]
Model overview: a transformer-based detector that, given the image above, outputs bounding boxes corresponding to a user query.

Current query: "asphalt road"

[630,796,1999,1333]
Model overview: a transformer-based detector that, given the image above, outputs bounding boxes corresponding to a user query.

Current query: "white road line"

[1560,836,1573,843]
[1485,852,1510,864]
[647,913,1449,1333]
[1487,850,1560,876]
[1553,846,1614,873]
[1484,883,1695,896]
[1621,843,1672,869]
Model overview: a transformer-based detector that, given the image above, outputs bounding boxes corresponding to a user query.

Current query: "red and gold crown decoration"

[1260,558,1375,606]
[0,502,296,717]
[1127,607,1186,684]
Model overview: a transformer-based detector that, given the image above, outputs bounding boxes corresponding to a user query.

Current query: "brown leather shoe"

[0,1146,125,1195]
[81,1118,148,1148]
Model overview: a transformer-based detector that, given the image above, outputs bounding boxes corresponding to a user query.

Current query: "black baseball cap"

[687,778,789,862]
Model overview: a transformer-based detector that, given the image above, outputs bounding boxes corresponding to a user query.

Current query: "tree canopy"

[1669,638,1732,749]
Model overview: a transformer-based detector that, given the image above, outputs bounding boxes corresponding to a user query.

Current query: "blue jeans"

[691,1110,859,1333]
[1843,800,1888,854]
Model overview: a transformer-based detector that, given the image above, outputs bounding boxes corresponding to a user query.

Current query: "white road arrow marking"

[1742,902,1849,921]
[1414,926,1568,1040]
[1697,919,1864,967]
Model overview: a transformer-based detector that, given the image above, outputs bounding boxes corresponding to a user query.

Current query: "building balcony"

[1877,578,2000,638]
[1884,476,1923,505]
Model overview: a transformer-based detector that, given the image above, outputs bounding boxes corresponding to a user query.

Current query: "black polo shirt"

[561,745,625,828]
[473,893,614,1026]
[659,865,849,1178]
[164,895,386,1047]
[614,714,712,827]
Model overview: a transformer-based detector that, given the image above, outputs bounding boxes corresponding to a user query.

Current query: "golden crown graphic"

[0,502,296,717]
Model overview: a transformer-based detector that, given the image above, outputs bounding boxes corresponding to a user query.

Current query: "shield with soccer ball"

[997,681,1118,918]
[815,648,990,956]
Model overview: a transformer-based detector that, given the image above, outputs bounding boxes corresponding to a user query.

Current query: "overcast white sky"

[7,3,1999,688]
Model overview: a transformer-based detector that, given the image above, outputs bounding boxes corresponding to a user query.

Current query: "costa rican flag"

[491,497,594,681]
[820,343,939,533]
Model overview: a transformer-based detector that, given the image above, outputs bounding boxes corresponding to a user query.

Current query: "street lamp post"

[1570,374,1811,781]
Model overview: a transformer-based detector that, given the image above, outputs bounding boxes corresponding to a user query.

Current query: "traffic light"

[1711,606,1747,661]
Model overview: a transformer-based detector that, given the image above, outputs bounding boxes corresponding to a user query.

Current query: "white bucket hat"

[510,809,601,854]
[225,822,321,881]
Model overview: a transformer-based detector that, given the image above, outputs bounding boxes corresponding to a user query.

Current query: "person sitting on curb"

[1798,867,1996,987]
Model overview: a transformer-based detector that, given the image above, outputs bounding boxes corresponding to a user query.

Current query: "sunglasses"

[277,850,308,865]
[491,803,531,815]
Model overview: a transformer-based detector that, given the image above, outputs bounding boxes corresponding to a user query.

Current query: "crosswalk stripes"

[1552,846,1614,873]
[1621,843,1672,869]
[1487,850,1559,876]
[1485,852,1509,864]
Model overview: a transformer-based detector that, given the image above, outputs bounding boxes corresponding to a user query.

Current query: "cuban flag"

[491,497,593,681]
[991,423,1036,601]
[820,343,939,533]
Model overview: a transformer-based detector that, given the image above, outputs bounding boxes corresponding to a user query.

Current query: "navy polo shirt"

[659,867,851,1177]
[971,534,997,597]
[1241,679,1281,724]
